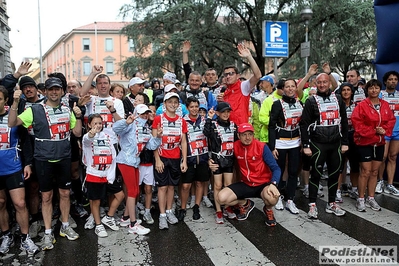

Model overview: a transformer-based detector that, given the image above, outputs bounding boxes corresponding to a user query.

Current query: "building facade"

[43,22,135,85]
[0,0,13,78]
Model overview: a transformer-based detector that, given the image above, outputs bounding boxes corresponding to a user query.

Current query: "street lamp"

[301,7,313,76]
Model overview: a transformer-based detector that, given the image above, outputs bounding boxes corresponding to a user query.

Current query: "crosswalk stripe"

[94,191,399,266]
[185,206,275,266]
[98,229,152,265]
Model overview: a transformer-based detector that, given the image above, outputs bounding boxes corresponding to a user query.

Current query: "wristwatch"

[303,144,310,148]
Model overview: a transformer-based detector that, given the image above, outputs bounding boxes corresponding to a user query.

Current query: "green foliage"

[119,0,376,81]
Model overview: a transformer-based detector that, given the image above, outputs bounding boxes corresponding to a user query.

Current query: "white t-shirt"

[85,96,124,145]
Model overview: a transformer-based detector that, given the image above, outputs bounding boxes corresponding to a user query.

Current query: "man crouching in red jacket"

[209,123,281,226]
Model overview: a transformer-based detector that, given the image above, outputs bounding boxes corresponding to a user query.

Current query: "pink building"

[42,22,135,85]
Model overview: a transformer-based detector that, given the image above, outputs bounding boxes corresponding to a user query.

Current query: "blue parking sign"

[263,21,289,58]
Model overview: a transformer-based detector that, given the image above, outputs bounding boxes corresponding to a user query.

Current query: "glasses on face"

[223,72,236,77]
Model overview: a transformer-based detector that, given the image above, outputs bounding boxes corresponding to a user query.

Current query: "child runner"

[113,104,162,235]
[82,114,117,237]
[152,92,188,230]
[204,102,238,224]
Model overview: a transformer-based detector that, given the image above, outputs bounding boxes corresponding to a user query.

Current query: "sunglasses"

[223,72,236,77]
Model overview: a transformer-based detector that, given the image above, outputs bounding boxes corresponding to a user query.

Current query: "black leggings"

[276,146,301,200]
[309,141,342,203]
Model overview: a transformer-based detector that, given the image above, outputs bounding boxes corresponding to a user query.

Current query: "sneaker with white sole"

[137,202,146,215]
[75,204,89,218]
[166,211,178,224]
[95,224,108,238]
[41,233,56,251]
[119,217,130,227]
[59,225,79,240]
[384,184,399,196]
[349,190,359,200]
[29,221,41,238]
[285,200,299,214]
[84,214,95,230]
[308,203,318,219]
[236,199,255,220]
[356,198,366,212]
[0,234,14,255]
[202,197,213,208]
[335,190,343,203]
[375,180,384,194]
[275,196,284,210]
[223,206,237,219]
[325,202,346,216]
[101,216,119,231]
[365,197,381,211]
[129,223,150,235]
[215,211,224,224]
[59,215,77,229]
[143,212,154,225]
[159,215,168,230]
[20,235,39,255]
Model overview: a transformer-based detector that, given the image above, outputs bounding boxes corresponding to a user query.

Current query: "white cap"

[164,84,177,93]
[175,79,181,84]
[135,104,151,114]
[163,72,176,83]
[129,77,145,87]
[163,92,180,101]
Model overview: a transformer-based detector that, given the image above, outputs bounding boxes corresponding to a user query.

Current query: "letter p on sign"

[270,24,281,42]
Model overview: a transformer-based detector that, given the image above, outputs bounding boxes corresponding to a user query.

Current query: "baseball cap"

[238,123,254,133]
[44,77,63,89]
[358,78,366,85]
[135,104,151,114]
[199,104,207,111]
[164,84,178,93]
[19,76,37,89]
[215,102,232,112]
[129,77,146,87]
[259,75,274,85]
[175,79,181,85]
[164,92,180,101]
[163,72,176,83]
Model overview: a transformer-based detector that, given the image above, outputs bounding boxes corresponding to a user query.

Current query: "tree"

[119,0,376,81]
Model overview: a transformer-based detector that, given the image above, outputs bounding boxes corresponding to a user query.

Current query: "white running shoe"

[275,196,284,210]
[95,224,108,238]
[285,200,299,214]
[128,223,150,235]
[84,214,95,230]
[101,216,120,231]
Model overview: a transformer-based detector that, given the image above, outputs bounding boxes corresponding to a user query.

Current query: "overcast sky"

[8,0,131,63]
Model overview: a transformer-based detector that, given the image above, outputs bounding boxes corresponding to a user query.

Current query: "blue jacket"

[113,117,161,168]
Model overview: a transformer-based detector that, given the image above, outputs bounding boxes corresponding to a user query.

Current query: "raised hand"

[322,62,331,74]
[16,62,32,76]
[237,43,252,59]
[72,102,82,118]
[78,94,91,107]
[156,124,163,138]
[182,40,191,53]
[92,65,103,75]
[308,64,318,76]
[207,107,215,119]
[13,87,22,103]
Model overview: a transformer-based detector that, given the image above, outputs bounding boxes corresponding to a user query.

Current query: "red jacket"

[234,139,281,187]
[224,80,250,125]
[352,98,395,146]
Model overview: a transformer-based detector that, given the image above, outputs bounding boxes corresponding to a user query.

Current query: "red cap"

[238,123,254,133]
